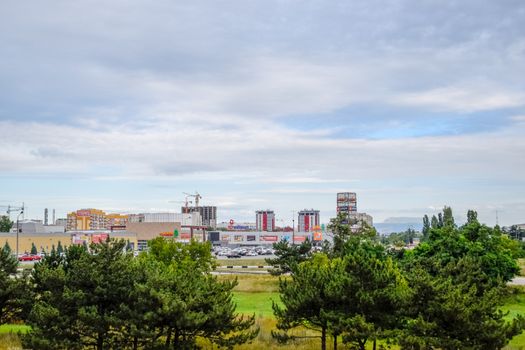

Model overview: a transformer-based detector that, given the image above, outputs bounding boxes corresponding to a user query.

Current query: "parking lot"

[212,246,274,259]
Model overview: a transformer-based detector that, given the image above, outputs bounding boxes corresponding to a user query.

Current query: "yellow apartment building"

[66,209,128,231]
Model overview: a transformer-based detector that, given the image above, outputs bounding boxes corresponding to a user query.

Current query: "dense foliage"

[265,239,312,275]
[23,238,257,350]
[400,209,525,349]
[0,242,30,325]
[274,208,525,350]
[2,206,525,350]
[0,216,13,233]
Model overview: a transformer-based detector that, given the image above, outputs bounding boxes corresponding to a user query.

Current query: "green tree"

[467,210,478,225]
[327,212,377,257]
[134,238,258,349]
[266,238,312,275]
[330,239,408,350]
[422,215,430,240]
[30,242,37,255]
[400,209,525,349]
[273,254,340,350]
[24,240,136,350]
[437,212,443,228]
[430,215,439,229]
[0,216,13,232]
[0,242,30,325]
[56,241,64,255]
[442,206,455,228]
[0,243,18,324]
[274,239,408,350]
[2,241,11,253]
[400,262,525,350]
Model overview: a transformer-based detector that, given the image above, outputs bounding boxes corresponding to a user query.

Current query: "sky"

[1,0,524,227]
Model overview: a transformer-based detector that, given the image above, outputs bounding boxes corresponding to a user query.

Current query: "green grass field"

[502,287,525,350]
[0,324,30,334]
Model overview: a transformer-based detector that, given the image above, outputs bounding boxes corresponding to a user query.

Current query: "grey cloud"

[1,0,524,124]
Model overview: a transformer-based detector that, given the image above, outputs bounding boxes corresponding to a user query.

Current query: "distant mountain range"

[374,217,422,235]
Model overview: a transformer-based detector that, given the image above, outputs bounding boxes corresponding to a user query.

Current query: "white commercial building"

[129,212,202,226]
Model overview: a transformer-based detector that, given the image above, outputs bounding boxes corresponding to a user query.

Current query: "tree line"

[1,207,525,349]
[268,207,525,350]
[0,238,258,349]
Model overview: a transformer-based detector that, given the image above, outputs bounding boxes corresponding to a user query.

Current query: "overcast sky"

[1,0,524,226]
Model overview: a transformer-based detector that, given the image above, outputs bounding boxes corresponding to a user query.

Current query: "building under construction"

[181,206,217,228]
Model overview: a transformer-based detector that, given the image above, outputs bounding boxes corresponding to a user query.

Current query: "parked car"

[18,254,41,262]
[226,252,242,258]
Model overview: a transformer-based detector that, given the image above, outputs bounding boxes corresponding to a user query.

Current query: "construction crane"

[168,197,193,211]
[183,192,202,208]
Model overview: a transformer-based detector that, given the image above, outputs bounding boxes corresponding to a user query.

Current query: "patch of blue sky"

[280,104,520,139]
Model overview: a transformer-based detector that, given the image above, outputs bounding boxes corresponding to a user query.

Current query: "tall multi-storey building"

[66,209,128,231]
[298,209,320,232]
[182,206,217,228]
[256,210,275,232]
[336,192,357,214]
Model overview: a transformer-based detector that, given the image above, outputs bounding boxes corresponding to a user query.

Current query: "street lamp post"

[4,203,24,258]
[291,210,295,245]
[16,210,23,257]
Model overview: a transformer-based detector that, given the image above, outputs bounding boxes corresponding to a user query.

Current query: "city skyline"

[1,1,524,226]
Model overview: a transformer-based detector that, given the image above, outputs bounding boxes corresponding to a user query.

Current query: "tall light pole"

[16,210,23,257]
[291,210,295,245]
[5,203,24,257]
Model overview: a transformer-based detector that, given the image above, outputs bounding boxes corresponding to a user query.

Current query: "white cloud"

[391,84,525,113]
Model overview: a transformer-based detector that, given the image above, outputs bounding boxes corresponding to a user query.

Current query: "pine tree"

[273,254,338,350]
[24,240,135,350]
[274,239,408,350]
[56,241,63,255]
[0,216,13,233]
[136,238,258,348]
[0,241,28,325]
[266,239,312,275]
[30,243,37,255]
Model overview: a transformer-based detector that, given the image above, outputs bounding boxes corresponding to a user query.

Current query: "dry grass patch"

[518,259,525,276]
[0,333,23,350]
[219,274,281,293]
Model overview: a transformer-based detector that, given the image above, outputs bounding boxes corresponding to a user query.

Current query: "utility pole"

[291,210,295,245]
[4,203,25,257]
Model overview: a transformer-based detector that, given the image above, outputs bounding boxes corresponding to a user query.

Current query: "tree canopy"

[0,216,13,233]
[400,208,525,349]
[266,238,312,275]
[24,238,257,350]
[275,207,525,350]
